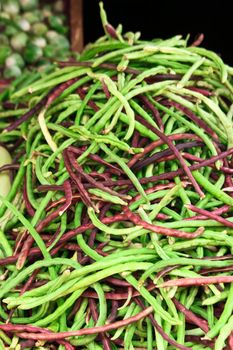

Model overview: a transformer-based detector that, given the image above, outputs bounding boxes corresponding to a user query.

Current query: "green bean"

[170,86,233,148]
[12,67,87,98]
[42,138,75,174]
[85,96,117,130]
[149,183,182,220]
[0,109,28,118]
[171,163,193,217]
[111,303,136,340]
[0,258,81,299]
[100,143,149,203]
[75,81,100,125]
[138,207,170,260]
[193,170,233,206]
[74,203,102,261]
[89,72,135,140]
[0,230,13,257]
[177,57,206,88]
[207,305,214,328]
[71,298,88,330]
[177,290,187,345]
[0,331,11,346]
[140,257,233,284]
[189,46,228,83]
[163,239,226,252]
[92,44,146,67]
[154,101,219,158]
[162,207,182,221]
[207,283,233,338]
[215,315,233,350]
[88,207,142,236]
[154,297,166,350]
[56,102,83,123]
[34,288,85,326]
[4,255,154,309]
[47,213,67,251]
[35,156,51,185]
[12,303,49,324]
[196,106,227,141]
[146,317,154,350]
[26,163,40,209]
[57,76,92,103]
[190,305,208,321]
[0,197,54,272]
[130,190,170,211]
[160,287,179,320]
[9,262,151,310]
[202,290,228,306]
[88,188,128,205]
[126,275,180,325]
[130,99,159,130]
[119,111,158,140]
[196,174,225,209]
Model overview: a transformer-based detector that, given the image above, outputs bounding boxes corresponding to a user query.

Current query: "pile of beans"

[0,4,233,350]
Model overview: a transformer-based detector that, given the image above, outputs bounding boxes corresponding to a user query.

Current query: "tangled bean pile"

[1,4,233,350]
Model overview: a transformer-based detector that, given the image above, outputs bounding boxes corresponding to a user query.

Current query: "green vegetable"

[46,30,60,43]
[43,44,56,58]
[32,37,47,49]
[10,32,28,51]
[0,46,11,65]
[0,147,12,201]
[5,53,25,68]
[3,65,22,78]
[54,0,64,12]
[2,0,20,15]
[31,22,48,36]
[45,32,70,55]
[4,24,18,36]
[0,0,70,75]
[15,17,30,31]
[49,15,67,34]
[19,0,39,11]
[42,5,52,18]
[0,12,11,19]
[24,43,42,63]
[22,11,40,24]
[0,34,9,46]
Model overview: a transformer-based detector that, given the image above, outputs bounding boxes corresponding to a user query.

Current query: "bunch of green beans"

[0,3,233,350]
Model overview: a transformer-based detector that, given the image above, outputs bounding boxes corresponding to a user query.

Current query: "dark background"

[83,0,232,66]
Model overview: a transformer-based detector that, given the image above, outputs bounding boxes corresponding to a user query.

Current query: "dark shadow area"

[83,0,232,65]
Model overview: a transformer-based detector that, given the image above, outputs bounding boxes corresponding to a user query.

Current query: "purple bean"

[135,114,204,198]
[172,297,209,333]
[163,100,218,140]
[5,78,79,132]
[134,298,192,350]
[3,306,153,340]
[138,94,164,131]
[186,204,233,228]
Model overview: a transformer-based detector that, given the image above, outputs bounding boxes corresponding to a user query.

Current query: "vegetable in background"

[0,0,70,78]
[19,0,38,11]
[2,0,20,15]
[0,146,12,200]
